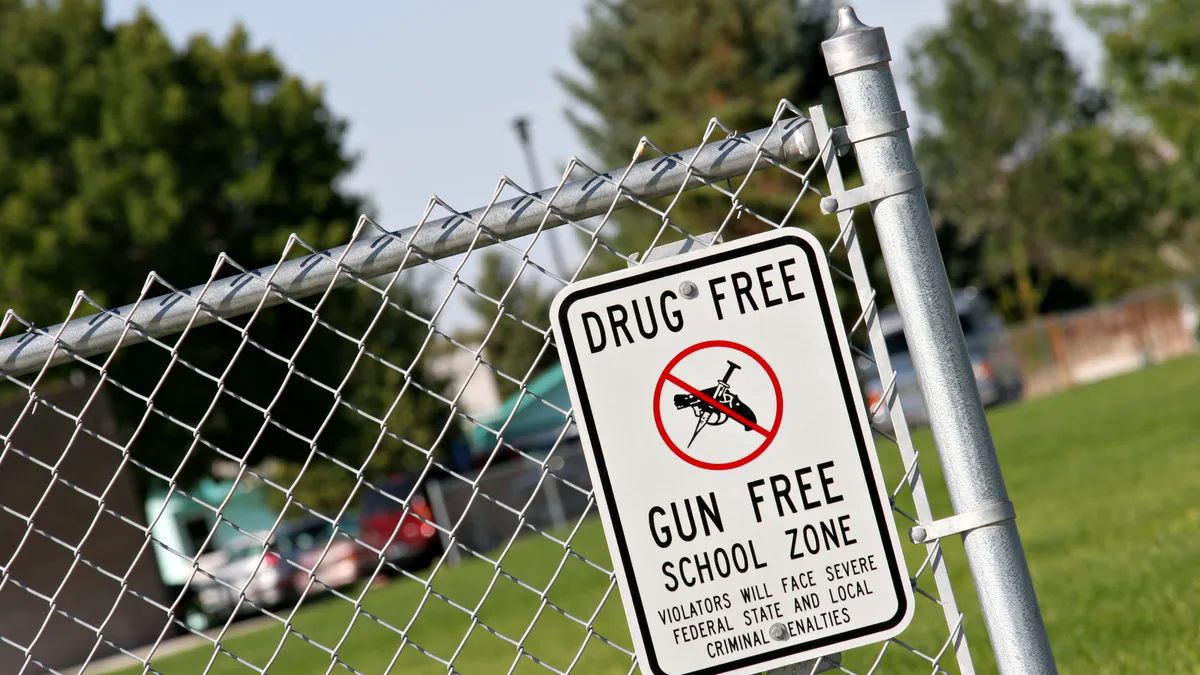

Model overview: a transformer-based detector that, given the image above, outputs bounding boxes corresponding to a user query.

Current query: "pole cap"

[822,6,891,76]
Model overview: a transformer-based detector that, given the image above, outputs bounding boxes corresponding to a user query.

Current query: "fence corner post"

[820,6,1058,674]
[425,479,461,566]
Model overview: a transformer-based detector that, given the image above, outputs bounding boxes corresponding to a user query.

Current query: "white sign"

[550,228,913,675]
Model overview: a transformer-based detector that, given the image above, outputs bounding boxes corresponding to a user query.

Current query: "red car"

[357,474,442,575]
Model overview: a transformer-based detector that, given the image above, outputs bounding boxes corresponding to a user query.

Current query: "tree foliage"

[558,0,841,264]
[911,0,1090,319]
[1082,0,1200,276]
[0,0,452,511]
[910,0,1172,321]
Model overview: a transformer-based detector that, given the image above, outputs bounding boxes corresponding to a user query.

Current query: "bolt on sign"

[550,228,913,675]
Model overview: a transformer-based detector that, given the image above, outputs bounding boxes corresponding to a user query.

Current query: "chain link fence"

[0,8,1056,675]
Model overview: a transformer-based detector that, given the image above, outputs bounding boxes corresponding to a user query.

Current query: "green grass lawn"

[122,355,1200,675]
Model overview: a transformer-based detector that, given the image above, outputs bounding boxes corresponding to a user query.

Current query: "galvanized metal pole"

[821,7,1057,674]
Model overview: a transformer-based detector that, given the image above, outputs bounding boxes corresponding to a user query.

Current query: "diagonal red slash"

[664,373,770,437]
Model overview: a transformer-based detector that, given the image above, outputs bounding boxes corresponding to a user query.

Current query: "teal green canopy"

[467,363,572,453]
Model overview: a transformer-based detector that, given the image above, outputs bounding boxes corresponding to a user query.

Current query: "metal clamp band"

[819,170,923,214]
[832,111,909,147]
[910,501,1017,544]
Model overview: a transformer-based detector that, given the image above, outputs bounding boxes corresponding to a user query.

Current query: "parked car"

[271,517,366,595]
[185,533,294,631]
[858,288,1023,430]
[358,473,441,575]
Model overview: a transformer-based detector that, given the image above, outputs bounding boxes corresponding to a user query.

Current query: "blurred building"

[466,363,575,461]
[0,374,167,672]
[1010,280,1200,398]
[426,343,503,427]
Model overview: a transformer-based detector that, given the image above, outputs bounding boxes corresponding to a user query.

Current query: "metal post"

[1177,280,1200,347]
[541,474,567,529]
[513,116,570,278]
[425,479,461,565]
[821,7,1057,674]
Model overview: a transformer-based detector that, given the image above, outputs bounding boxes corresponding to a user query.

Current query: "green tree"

[464,252,557,400]
[558,0,841,266]
[910,0,1167,321]
[1009,124,1173,301]
[909,0,1090,321]
[0,0,452,513]
[1081,0,1200,276]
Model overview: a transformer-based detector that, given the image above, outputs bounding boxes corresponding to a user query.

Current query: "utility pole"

[512,116,569,278]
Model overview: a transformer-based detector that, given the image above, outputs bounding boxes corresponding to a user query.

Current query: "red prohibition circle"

[653,339,783,471]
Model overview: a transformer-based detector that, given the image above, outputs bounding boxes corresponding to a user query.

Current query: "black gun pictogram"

[673,360,758,448]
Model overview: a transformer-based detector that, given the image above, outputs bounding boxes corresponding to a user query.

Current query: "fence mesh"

[0,101,977,675]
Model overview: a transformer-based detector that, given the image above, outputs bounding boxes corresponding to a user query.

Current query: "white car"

[858,288,1024,432]
[186,535,295,631]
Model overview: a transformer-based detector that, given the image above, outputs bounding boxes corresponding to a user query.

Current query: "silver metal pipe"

[0,118,817,378]
[822,7,1057,674]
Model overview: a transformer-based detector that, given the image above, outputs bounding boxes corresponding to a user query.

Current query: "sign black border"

[556,233,909,675]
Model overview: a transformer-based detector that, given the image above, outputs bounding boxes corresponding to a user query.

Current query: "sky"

[101,0,1103,332]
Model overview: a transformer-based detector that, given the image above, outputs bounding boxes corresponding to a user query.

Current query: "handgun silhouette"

[673,361,758,432]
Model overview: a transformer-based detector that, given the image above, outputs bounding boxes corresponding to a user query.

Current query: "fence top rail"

[0,115,818,380]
